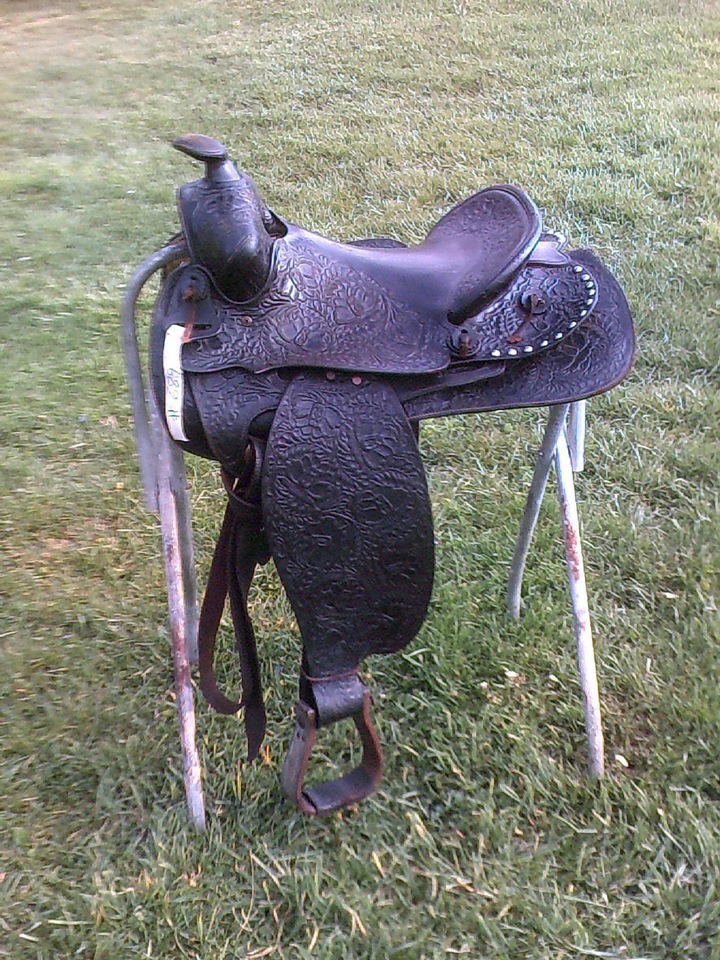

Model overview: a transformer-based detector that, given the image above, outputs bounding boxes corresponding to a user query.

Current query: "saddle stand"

[121,134,634,828]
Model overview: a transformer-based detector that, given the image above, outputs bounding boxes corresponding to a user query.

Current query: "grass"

[1,0,719,956]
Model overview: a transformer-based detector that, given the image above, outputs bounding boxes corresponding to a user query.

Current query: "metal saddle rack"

[121,134,634,827]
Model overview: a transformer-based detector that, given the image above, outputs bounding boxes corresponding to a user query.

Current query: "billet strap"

[197,441,270,761]
[280,677,383,816]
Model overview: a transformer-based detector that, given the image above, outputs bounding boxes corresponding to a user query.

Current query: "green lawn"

[1,1,719,957]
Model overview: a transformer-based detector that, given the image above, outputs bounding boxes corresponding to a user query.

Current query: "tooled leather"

[400,251,635,418]
[187,368,286,475]
[180,237,448,375]
[152,253,631,470]
[262,374,435,677]
[424,186,542,318]
[177,176,274,300]
[175,251,598,377]
[448,259,597,359]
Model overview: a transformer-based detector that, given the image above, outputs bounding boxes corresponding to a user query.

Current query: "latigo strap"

[197,447,269,760]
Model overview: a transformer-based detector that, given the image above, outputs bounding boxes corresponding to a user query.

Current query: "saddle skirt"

[147,133,635,816]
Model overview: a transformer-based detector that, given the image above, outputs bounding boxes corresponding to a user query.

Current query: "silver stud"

[580,309,587,317]
[540,339,549,347]
[523,345,534,353]
[586,298,594,305]
[491,349,501,357]
[569,321,577,328]
[555,332,563,340]
[581,273,590,281]
[573,265,583,273]
[508,348,518,356]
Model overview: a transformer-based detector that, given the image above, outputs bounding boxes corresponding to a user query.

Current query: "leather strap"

[280,687,383,816]
[197,443,270,760]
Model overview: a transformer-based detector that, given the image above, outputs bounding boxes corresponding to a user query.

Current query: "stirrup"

[280,691,383,816]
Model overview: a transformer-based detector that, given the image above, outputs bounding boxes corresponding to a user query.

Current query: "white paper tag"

[162,325,188,442]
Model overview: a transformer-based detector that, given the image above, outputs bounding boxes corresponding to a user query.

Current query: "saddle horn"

[173,133,235,177]
[173,133,275,301]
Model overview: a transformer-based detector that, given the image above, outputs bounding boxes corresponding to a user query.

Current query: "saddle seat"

[282,183,543,325]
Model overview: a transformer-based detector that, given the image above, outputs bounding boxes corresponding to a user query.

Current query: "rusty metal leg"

[555,431,605,779]
[567,400,587,473]
[168,445,199,665]
[150,393,206,829]
[507,404,570,619]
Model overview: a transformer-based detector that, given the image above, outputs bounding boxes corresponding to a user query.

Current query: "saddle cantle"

[149,133,634,816]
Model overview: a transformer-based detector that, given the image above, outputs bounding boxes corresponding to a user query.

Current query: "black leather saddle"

[149,133,634,815]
